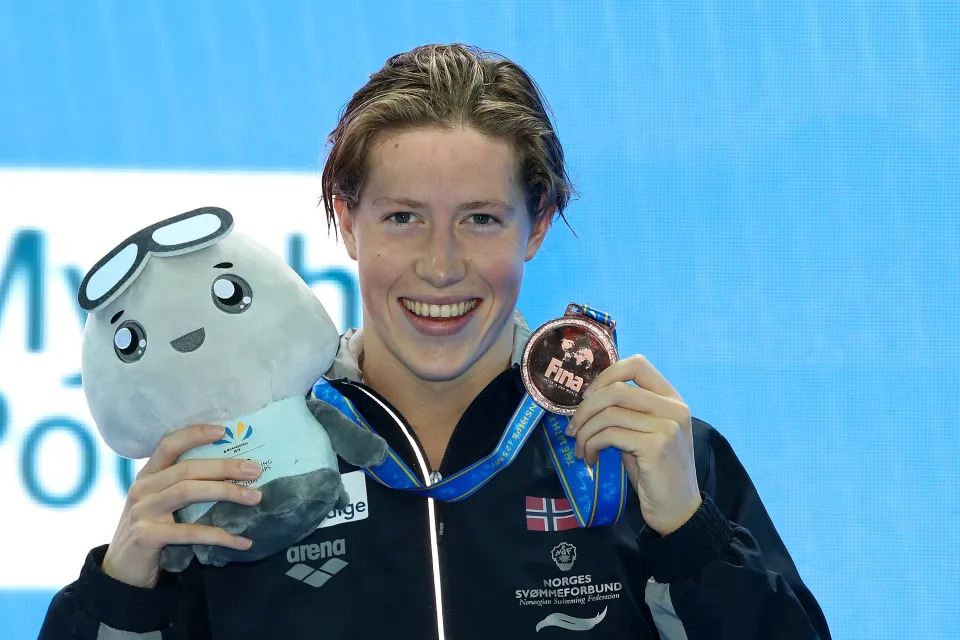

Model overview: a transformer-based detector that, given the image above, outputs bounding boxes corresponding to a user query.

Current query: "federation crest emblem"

[551,542,577,572]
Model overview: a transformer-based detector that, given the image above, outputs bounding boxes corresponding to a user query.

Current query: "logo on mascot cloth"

[214,421,254,445]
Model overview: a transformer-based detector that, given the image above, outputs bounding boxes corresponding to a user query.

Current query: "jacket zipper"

[346,382,449,640]
[432,478,456,639]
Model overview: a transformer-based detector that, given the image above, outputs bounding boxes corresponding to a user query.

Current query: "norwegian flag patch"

[525,496,579,532]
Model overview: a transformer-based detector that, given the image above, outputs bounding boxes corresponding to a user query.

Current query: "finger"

[572,381,689,432]
[579,426,655,466]
[132,458,262,500]
[573,408,678,459]
[133,521,253,552]
[137,479,262,518]
[585,354,681,401]
[138,424,227,477]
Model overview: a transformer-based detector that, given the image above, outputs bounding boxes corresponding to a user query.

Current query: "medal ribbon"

[311,379,545,502]
[310,305,628,527]
[540,306,628,527]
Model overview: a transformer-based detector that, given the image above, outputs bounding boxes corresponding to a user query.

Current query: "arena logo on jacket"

[284,537,348,589]
[281,471,367,588]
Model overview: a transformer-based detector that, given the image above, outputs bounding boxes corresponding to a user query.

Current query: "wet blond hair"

[321,43,575,232]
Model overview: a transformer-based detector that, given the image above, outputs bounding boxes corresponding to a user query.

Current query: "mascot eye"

[114,320,147,363]
[211,274,253,314]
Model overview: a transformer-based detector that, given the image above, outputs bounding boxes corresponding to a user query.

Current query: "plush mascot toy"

[77,206,386,571]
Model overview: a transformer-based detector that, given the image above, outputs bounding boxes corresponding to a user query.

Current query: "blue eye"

[389,212,414,224]
[468,214,500,226]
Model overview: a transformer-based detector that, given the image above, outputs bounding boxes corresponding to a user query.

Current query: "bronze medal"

[521,304,619,415]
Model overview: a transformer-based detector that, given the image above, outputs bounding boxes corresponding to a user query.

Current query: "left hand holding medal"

[567,354,702,536]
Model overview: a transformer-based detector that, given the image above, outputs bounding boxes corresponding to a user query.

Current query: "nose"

[415,225,467,288]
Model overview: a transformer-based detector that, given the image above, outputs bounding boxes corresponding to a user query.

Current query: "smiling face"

[336,126,551,385]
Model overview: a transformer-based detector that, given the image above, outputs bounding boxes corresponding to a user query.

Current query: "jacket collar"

[324,308,533,383]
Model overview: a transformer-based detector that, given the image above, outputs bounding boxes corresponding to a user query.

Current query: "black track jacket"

[40,365,831,639]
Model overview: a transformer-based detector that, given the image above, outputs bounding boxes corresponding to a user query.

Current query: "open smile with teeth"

[401,298,479,319]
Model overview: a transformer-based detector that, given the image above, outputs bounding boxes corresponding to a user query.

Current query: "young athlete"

[41,44,831,639]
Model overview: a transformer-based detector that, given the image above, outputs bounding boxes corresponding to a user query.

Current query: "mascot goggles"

[78,207,234,312]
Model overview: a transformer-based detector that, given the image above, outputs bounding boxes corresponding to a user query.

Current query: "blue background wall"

[1,1,957,638]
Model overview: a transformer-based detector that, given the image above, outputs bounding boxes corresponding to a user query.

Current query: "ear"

[524,198,555,262]
[333,197,358,260]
